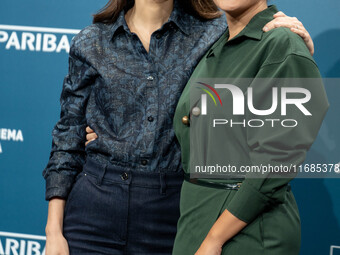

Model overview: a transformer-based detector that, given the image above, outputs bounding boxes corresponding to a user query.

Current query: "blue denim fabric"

[63,157,184,254]
[42,0,227,200]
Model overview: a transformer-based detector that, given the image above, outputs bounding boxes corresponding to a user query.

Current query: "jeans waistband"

[83,157,184,190]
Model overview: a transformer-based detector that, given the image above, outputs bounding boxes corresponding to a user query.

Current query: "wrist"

[45,228,63,237]
[205,231,225,247]
[45,223,63,236]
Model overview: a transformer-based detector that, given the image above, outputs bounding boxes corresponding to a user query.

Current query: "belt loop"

[160,172,166,195]
[96,163,107,186]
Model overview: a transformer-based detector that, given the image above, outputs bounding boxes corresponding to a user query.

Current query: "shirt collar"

[167,0,191,36]
[109,0,191,39]
[227,5,279,42]
[109,8,131,38]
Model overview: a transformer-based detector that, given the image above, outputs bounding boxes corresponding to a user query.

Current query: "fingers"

[262,19,275,32]
[86,126,94,133]
[85,126,98,147]
[263,17,304,32]
[290,28,314,55]
[86,132,98,141]
[276,21,301,29]
[85,138,96,147]
[290,27,309,41]
[263,14,315,55]
[273,11,286,18]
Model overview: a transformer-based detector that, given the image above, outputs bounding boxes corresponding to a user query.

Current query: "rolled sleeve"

[45,171,75,200]
[226,54,329,223]
[226,179,272,223]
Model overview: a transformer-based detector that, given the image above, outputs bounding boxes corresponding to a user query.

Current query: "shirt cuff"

[45,172,75,201]
[225,180,270,223]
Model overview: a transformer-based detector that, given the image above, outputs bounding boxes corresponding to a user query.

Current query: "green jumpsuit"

[172,5,329,255]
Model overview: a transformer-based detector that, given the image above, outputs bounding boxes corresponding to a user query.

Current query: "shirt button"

[147,75,154,81]
[155,33,161,39]
[147,116,154,122]
[141,159,148,165]
[182,115,189,125]
[121,172,129,181]
[192,107,201,116]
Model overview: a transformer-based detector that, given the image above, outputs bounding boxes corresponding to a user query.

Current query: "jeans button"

[121,172,129,181]
[141,159,148,165]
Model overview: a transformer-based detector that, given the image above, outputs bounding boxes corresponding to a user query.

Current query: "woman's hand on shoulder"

[85,126,98,146]
[263,11,314,55]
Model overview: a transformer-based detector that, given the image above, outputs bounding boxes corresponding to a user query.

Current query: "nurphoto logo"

[195,79,314,128]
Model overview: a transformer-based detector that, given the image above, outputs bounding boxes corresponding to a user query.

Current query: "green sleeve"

[225,54,329,223]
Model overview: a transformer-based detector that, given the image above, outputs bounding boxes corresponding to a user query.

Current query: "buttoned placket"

[137,27,170,169]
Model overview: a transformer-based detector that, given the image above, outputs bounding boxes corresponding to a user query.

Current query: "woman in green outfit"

[173,0,329,255]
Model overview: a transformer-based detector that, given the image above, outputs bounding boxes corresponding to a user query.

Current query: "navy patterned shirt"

[42,1,227,200]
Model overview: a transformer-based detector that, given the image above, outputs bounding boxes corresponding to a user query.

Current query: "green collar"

[228,5,279,42]
[205,5,278,58]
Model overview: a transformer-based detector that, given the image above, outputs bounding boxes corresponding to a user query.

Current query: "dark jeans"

[63,157,183,255]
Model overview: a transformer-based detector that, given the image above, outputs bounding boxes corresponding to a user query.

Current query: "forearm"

[205,209,247,246]
[45,197,66,236]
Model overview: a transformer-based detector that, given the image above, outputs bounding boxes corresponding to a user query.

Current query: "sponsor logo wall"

[0,25,79,53]
[1,0,339,254]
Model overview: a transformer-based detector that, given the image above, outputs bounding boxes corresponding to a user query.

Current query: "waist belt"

[184,173,242,190]
[184,173,292,192]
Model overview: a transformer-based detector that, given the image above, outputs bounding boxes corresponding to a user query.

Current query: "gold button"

[182,115,189,125]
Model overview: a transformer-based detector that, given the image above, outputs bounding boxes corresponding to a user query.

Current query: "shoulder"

[261,27,315,66]
[186,13,227,46]
[69,23,112,57]
[191,13,227,34]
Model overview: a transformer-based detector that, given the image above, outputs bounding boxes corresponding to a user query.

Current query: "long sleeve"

[42,38,98,201]
[225,54,329,223]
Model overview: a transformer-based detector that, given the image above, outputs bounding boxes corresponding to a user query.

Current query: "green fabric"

[173,181,301,255]
[172,5,329,254]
